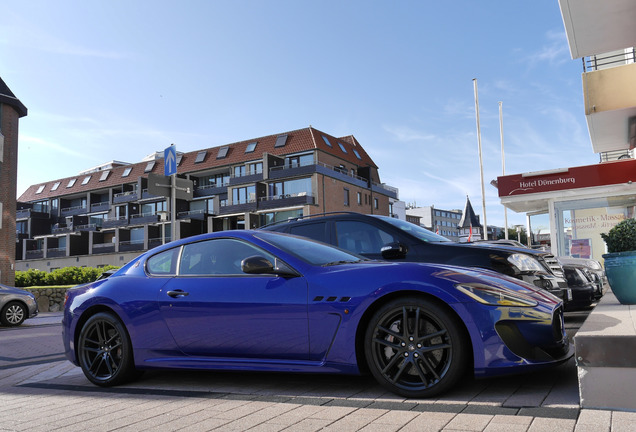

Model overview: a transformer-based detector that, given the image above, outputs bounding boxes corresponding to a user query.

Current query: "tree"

[498,227,528,244]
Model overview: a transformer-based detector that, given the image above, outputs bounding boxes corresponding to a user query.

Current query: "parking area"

[1,309,633,431]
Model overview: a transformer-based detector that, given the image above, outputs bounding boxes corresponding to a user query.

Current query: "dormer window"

[338,142,348,153]
[176,154,183,166]
[122,167,132,177]
[36,185,45,194]
[82,175,91,185]
[275,134,288,148]
[67,179,77,188]
[216,146,229,159]
[51,182,60,191]
[99,171,110,181]
[353,149,362,160]
[245,142,257,153]
[321,135,332,147]
[195,150,207,163]
[144,161,156,173]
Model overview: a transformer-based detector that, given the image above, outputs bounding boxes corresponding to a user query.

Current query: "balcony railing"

[177,209,206,220]
[600,149,634,162]
[583,48,636,72]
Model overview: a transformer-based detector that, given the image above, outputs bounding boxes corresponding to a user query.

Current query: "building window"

[353,149,362,160]
[344,188,350,206]
[245,142,257,153]
[268,177,311,198]
[51,182,60,191]
[144,161,155,173]
[82,175,91,185]
[232,185,256,204]
[67,179,77,188]
[275,134,288,148]
[195,150,207,163]
[338,142,348,153]
[248,162,262,175]
[374,198,379,209]
[36,185,45,194]
[286,153,313,168]
[99,171,110,181]
[321,135,332,147]
[176,154,183,166]
[357,192,362,205]
[122,167,132,177]
[234,165,245,177]
[216,147,229,159]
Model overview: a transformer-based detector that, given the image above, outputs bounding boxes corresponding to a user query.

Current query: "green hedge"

[15,265,120,288]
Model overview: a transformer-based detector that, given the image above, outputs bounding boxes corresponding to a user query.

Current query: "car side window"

[147,247,180,276]
[289,222,328,243]
[334,221,397,255]
[179,238,275,276]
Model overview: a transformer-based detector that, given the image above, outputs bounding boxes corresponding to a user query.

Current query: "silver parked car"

[0,284,38,326]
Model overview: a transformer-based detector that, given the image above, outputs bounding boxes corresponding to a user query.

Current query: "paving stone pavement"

[0,313,633,431]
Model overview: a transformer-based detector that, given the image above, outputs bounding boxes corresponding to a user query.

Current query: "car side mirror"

[381,242,407,260]
[241,255,299,277]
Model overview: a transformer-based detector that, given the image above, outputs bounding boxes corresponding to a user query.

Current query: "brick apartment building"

[0,77,27,286]
[16,126,399,272]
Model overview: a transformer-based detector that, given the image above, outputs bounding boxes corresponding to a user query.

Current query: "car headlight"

[507,253,545,272]
[456,283,538,307]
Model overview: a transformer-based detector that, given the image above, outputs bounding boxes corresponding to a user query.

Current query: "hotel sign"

[497,159,636,197]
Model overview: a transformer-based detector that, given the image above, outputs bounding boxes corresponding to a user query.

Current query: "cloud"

[524,29,570,66]
[0,17,128,59]
[382,125,436,142]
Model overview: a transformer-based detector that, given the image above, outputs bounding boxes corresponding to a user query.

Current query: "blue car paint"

[63,230,571,381]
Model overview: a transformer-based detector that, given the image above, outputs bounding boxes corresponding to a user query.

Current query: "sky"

[0,1,597,228]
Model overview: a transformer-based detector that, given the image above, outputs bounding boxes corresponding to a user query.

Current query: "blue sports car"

[62,230,572,398]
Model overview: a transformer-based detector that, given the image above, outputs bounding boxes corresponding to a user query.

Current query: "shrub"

[14,265,120,287]
[601,218,636,253]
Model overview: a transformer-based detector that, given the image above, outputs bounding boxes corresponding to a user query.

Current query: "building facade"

[16,127,398,272]
[0,77,27,286]
[497,3,636,263]
[405,205,462,241]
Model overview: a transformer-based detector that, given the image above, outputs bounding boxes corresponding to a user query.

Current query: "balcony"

[60,205,88,217]
[47,247,67,258]
[141,189,161,200]
[581,53,636,153]
[90,201,110,212]
[119,240,145,252]
[371,182,399,199]
[102,216,129,229]
[76,224,98,232]
[16,208,50,220]
[229,172,264,186]
[113,190,138,204]
[259,193,315,210]
[92,243,115,255]
[52,225,73,235]
[269,163,319,180]
[177,209,206,220]
[129,213,160,225]
[25,249,44,260]
[194,183,227,198]
[219,200,257,215]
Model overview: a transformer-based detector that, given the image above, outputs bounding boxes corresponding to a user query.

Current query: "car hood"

[444,241,547,257]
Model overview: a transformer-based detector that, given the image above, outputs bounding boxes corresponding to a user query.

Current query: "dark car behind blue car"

[63,230,572,398]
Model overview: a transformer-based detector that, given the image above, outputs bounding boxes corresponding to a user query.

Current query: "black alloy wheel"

[364,297,468,398]
[1,301,27,326]
[77,312,136,386]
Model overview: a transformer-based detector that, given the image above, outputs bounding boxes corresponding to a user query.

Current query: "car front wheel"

[364,297,468,398]
[1,301,27,326]
[77,312,137,386]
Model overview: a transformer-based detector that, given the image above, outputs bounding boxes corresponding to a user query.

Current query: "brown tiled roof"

[18,127,379,203]
[0,76,27,117]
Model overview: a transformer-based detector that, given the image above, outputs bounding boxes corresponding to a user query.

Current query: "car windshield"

[371,215,452,243]
[254,231,365,266]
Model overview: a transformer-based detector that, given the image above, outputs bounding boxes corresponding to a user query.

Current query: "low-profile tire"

[77,312,137,387]
[1,301,27,327]
[364,297,468,398]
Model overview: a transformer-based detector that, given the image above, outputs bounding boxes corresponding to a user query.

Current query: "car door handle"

[167,290,189,298]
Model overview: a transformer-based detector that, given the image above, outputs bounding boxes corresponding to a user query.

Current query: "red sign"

[497,159,636,197]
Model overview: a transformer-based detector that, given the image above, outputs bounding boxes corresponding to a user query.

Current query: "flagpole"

[499,101,509,240]
[473,79,488,240]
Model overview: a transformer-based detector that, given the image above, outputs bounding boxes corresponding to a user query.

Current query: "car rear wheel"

[1,301,27,326]
[77,312,137,386]
[364,297,468,398]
